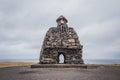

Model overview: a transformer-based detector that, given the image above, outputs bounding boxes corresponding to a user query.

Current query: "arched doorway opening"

[58,52,65,64]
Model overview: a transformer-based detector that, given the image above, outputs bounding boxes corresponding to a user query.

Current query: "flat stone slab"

[31,64,98,69]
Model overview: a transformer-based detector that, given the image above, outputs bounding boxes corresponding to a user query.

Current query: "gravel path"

[0,66,120,80]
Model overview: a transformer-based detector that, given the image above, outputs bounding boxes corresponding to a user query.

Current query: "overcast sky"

[0,0,120,61]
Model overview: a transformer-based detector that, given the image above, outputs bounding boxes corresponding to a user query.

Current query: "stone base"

[31,64,98,69]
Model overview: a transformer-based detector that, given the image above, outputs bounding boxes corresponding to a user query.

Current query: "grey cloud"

[0,0,120,60]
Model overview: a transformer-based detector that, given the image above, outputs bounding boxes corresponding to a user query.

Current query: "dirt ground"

[0,65,120,80]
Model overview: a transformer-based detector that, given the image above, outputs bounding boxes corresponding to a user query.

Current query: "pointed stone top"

[56,15,68,23]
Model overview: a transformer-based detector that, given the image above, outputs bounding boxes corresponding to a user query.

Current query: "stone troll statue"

[39,15,84,64]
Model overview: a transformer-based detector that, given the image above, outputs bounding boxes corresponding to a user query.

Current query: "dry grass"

[0,62,37,68]
[96,64,120,67]
[0,62,120,68]
[86,64,120,67]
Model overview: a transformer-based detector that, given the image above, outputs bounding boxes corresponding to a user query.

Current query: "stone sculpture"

[39,16,84,64]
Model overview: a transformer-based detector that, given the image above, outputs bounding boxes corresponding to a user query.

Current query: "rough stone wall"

[39,16,84,64]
